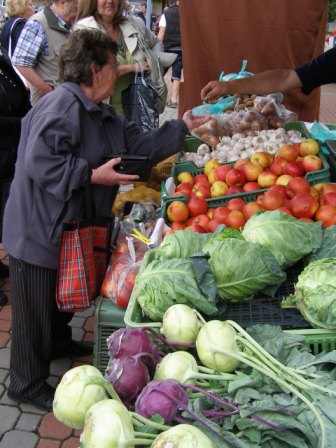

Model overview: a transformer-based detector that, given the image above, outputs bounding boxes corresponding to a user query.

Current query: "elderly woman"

[74,0,173,118]
[2,28,209,412]
[0,0,35,55]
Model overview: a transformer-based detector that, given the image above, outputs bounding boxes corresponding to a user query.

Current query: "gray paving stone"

[16,413,41,432]
[0,368,8,384]
[72,327,85,341]
[70,316,85,329]
[0,430,38,448]
[0,347,10,369]
[0,405,20,435]
[75,305,95,318]
[50,357,72,377]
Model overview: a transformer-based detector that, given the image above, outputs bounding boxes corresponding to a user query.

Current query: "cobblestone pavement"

[0,79,334,447]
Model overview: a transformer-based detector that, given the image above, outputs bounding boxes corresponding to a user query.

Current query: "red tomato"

[125,270,137,288]
[116,283,133,308]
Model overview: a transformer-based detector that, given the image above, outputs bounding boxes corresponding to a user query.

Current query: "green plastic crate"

[94,297,126,373]
[124,250,336,355]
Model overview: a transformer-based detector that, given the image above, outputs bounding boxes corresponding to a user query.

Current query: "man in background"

[136,2,147,23]
[158,0,182,108]
[12,0,78,105]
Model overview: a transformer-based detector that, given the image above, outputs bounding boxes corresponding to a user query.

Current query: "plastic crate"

[124,250,336,355]
[94,297,126,373]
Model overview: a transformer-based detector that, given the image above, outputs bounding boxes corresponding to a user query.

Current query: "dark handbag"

[121,74,159,133]
[56,186,114,312]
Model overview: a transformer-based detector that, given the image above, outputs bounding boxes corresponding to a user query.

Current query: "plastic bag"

[253,94,298,128]
[192,95,236,116]
[308,121,336,143]
[219,59,254,81]
[122,74,159,133]
[101,238,145,308]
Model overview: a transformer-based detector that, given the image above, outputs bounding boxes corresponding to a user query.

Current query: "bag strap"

[8,18,24,58]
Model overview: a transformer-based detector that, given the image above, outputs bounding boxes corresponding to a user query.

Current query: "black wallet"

[101,154,152,182]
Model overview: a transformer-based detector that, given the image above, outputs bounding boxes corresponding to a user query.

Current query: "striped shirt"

[12,8,68,68]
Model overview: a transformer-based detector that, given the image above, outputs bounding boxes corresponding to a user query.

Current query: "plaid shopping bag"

[56,217,113,312]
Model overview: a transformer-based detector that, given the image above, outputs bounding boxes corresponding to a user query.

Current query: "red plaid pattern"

[56,218,112,312]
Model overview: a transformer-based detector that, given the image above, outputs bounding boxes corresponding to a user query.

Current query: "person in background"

[11,0,78,105]
[0,0,35,56]
[158,0,181,108]
[0,0,35,88]
[123,0,132,17]
[136,2,146,24]
[75,0,159,115]
[3,28,209,411]
[201,47,336,103]
[0,45,31,307]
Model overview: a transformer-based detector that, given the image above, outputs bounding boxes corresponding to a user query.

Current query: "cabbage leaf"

[307,225,336,262]
[155,230,211,259]
[203,238,286,302]
[282,258,336,330]
[242,210,323,268]
[135,257,218,321]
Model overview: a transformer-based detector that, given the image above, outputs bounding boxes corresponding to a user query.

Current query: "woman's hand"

[200,81,229,102]
[182,110,211,131]
[134,61,151,74]
[91,158,139,186]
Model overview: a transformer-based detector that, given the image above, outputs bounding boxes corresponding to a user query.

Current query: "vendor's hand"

[134,61,151,74]
[91,158,139,186]
[201,81,228,102]
[182,110,211,131]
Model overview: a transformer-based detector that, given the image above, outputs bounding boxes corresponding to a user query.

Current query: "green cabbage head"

[282,258,336,329]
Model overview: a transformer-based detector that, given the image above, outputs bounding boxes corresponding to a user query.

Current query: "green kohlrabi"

[242,210,323,268]
[160,304,204,345]
[282,257,336,330]
[203,237,286,302]
[151,424,216,448]
[53,365,120,429]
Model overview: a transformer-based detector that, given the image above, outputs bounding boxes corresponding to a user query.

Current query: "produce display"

[61,118,336,447]
[54,317,336,447]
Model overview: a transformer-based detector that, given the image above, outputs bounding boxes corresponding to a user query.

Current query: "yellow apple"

[250,151,271,169]
[204,159,221,176]
[299,139,319,156]
[275,174,293,186]
[210,181,228,197]
[177,172,194,184]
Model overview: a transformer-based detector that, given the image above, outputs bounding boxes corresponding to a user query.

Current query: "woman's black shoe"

[0,291,8,306]
[0,261,9,278]
[7,383,55,412]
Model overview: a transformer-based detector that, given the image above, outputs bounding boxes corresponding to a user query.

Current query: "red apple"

[278,206,294,216]
[227,186,244,195]
[242,202,262,220]
[193,173,209,184]
[270,157,287,176]
[282,161,305,177]
[186,223,207,233]
[240,162,263,181]
[234,158,249,169]
[170,221,186,230]
[167,201,189,223]
[262,189,284,211]
[315,205,336,228]
[257,170,278,188]
[175,182,193,198]
[320,192,336,207]
[187,196,208,217]
[286,177,310,199]
[227,198,245,211]
[268,184,287,198]
[302,155,323,172]
[290,193,319,219]
[213,165,231,182]
[225,168,246,187]
[243,181,261,192]
[276,144,299,162]
[192,181,211,199]
[213,206,230,223]
[207,219,222,233]
[192,213,210,230]
[224,210,246,230]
